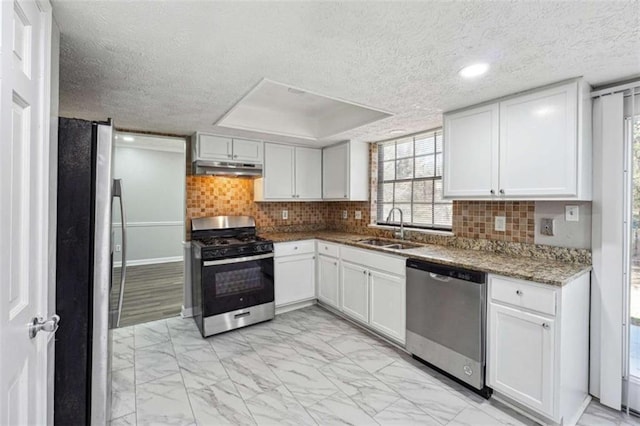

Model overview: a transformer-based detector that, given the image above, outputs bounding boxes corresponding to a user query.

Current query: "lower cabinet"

[369,269,406,343]
[317,254,339,309]
[274,242,316,308]
[340,261,369,323]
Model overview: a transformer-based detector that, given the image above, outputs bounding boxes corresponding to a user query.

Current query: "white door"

[274,254,315,307]
[369,270,405,343]
[1,1,54,424]
[264,143,294,199]
[197,134,232,161]
[443,103,499,198]
[317,255,339,308]
[498,82,578,197]
[340,261,369,323]
[488,303,555,416]
[295,147,322,199]
[322,143,348,199]
[232,138,263,162]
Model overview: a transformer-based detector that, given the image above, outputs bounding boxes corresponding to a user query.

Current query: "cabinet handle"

[344,195,347,198]
[363,270,366,274]
[499,189,505,194]
[294,247,298,250]
[234,154,238,158]
[516,290,522,295]
[325,247,328,250]
[542,323,550,329]
[490,189,495,195]
[227,154,233,158]
[334,262,337,265]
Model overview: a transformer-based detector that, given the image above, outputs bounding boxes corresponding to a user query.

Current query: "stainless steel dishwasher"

[406,258,491,398]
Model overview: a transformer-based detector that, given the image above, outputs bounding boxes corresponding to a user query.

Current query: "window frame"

[376,129,452,231]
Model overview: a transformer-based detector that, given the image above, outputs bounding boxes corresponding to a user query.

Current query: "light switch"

[541,218,554,236]
[342,210,348,219]
[282,210,288,220]
[494,216,506,232]
[565,205,579,222]
[355,211,362,220]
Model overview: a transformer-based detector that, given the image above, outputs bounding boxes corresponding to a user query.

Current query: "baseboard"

[565,395,592,426]
[492,393,558,426]
[275,299,316,315]
[114,255,183,268]
[181,305,194,318]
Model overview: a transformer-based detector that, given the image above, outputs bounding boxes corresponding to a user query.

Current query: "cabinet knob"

[516,290,523,295]
[363,270,366,274]
[499,189,505,194]
[542,323,550,329]
[227,154,232,158]
[294,246,298,250]
[490,189,495,195]
[344,195,347,198]
[233,154,238,158]
[334,262,338,266]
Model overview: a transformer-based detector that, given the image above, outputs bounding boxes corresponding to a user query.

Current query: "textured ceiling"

[53,1,640,146]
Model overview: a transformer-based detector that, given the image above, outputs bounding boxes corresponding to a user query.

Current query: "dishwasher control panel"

[406,259,486,283]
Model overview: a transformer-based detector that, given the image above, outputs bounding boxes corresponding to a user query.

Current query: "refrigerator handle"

[113,179,127,327]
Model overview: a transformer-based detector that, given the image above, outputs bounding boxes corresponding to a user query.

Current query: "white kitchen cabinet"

[317,253,340,309]
[191,132,263,163]
[322,141,369,201]
[369,269,406,342]
[489,303,555,416]
[274,241,316,309]
[340,261,369,323]
[443,79,591,200]
[255,143,322,201]
[487,273,590,424]
[443,104,499,198]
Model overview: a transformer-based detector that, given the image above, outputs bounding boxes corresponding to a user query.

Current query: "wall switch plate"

[342,210,348,219]
[565,205,579,222]
[115,244,121,252]
[494,216,506,232]
[355,211,362,220]
[541,218,554,236]
[282,210,288,220]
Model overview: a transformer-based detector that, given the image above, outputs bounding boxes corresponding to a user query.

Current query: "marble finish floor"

[110,304,640,426]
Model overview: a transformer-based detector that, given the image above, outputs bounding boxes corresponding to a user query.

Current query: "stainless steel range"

[190,216,274,337]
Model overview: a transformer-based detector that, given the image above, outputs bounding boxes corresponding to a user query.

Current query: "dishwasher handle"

[429,272,452,282]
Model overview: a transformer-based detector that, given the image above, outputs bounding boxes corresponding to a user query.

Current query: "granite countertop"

[260,231,592,287]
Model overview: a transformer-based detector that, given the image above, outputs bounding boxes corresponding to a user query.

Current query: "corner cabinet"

[322,141,369,201]
[192,133,263,163]
[274,241,316,309]
[255,143,322,201]
[443,79,591,200]
[487,274,590,424]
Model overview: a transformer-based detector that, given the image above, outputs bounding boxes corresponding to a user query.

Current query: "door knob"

[29,314,60,338]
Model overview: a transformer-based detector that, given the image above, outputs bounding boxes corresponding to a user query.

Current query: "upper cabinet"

[255,143,322,201]
[192,133,263,163]
[322,141,369,201]
[443,80,591,200]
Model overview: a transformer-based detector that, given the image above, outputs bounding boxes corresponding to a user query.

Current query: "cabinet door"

[232,138,263,163]
[322,143,349,199]
[340,261,369,323]
[198,134,232,161]
[295,147,322,199]
[488,303,555,416]
[369,269,405,343]
[318,255,339,308]
[443,104,499,198]
[498,82,578,197]
[264,143,294,199]
[274,254,316,307]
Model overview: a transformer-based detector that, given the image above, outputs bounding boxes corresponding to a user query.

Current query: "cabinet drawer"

[275,240,315,257]
[490,276,556,316]
[317,241,339,258]
[341,246,405,276]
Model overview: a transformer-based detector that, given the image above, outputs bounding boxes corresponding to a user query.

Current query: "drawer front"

[490,276,556,316]
[275,240,316,257]
[317,241,339,258]
[341,246,405,276]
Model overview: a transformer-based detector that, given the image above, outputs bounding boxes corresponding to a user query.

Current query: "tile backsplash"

[452,201,535,244]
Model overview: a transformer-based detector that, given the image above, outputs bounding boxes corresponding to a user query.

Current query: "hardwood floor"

[112,261,184,328]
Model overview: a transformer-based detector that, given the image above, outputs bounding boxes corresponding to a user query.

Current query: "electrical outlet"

[282,210,288,220]
[342,210,348,219]
[565,205,579,222]
[541,218,554,236]
[494,216,506,232]
[115,244,121,252]
[355,211,362,220]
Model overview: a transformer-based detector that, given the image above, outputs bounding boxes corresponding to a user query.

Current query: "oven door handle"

[203,252,274,266]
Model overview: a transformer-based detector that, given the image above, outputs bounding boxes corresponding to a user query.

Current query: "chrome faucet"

[385,207,405,240]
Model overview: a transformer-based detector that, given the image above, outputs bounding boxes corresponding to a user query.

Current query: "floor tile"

[111,367,136,420]
[269,358,339,407]
[306,391,378,425]
[221,351,282,400]
[136,373,194,426]
[134,319,170,349]
[110,412,136,426]
[448,406,505,425]
[176,346,228,391]
[187,379,255,426]
[112,335,135,371]
[170,326,212,354]
[245,385,317,425]
[209,330,252,359]
[373,398,441,425]
[135,340,179,385]
[289,332,344,367]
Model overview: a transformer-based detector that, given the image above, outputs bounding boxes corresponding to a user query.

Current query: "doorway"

[110,132,186,327]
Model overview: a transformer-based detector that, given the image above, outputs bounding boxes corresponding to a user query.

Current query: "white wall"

[534,201,592,249]
[112,135,186,266]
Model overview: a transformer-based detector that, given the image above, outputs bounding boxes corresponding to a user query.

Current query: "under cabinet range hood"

[192,160,263,177]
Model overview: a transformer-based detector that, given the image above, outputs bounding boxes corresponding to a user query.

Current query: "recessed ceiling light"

[459,63,490,79]
[122,135,134,142]
[389,129,405,135]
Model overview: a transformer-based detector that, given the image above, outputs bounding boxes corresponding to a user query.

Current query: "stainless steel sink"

[357,239,421,250]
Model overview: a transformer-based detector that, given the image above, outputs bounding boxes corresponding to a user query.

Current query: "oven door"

[201,252,274,316]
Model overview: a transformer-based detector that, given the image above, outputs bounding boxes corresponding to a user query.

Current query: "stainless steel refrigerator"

[55,117,127,425]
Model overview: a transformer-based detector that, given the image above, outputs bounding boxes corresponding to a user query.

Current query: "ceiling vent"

[215,79,393,141]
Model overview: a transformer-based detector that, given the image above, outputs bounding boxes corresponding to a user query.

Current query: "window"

[377,129,452,230]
